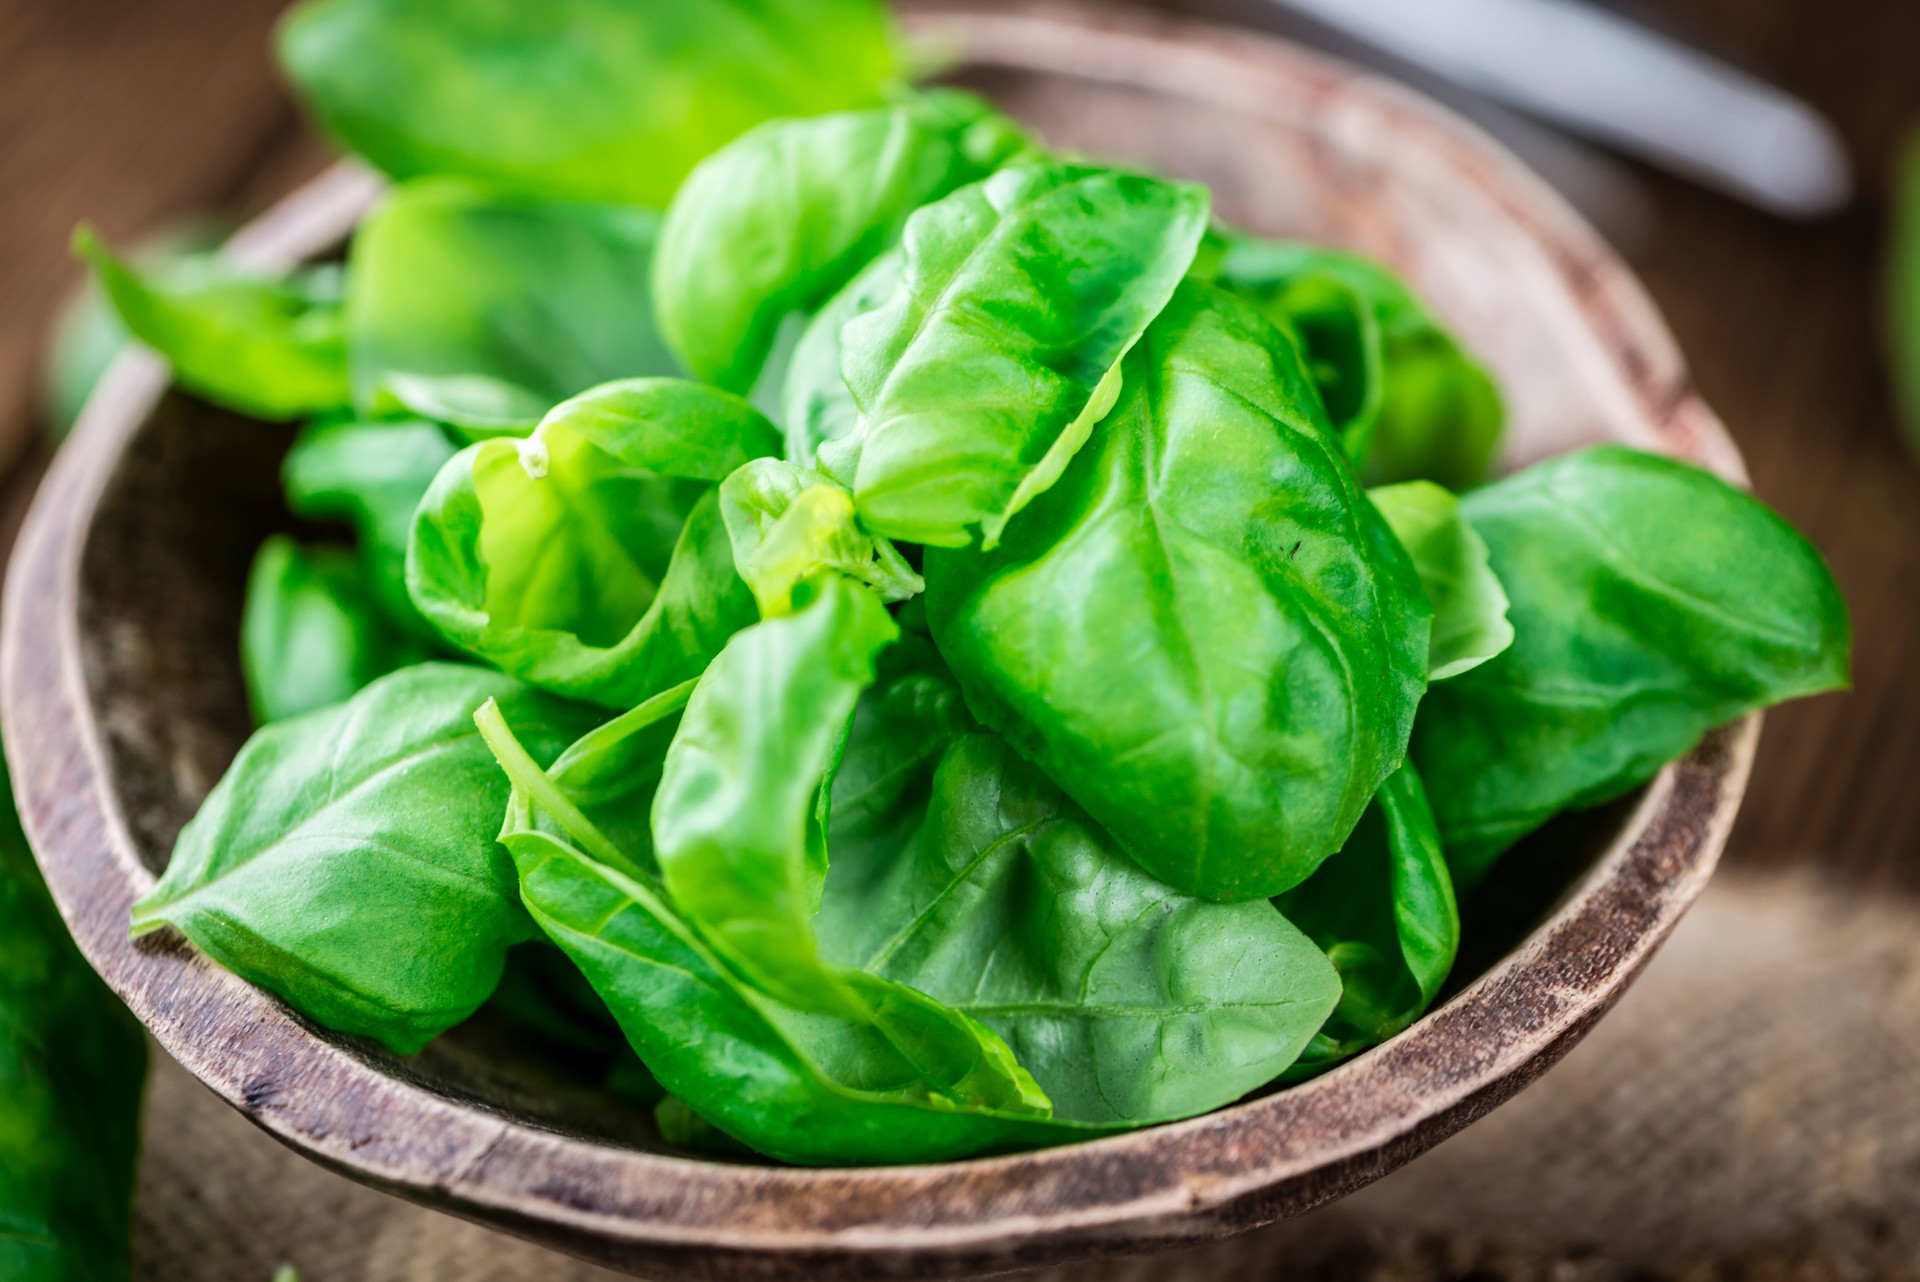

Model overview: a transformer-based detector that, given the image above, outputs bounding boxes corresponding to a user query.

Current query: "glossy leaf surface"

[656,92,1032,393]
[131,664,600,1053]
[928,283,1432,901]
[1413,447,1851,886]
[837,163,1212,547]
[241,536,429,724]
[611,580,1050,1109]
[1218,237,1502,490]
[1370,480,1513,680]
[500,827,1074,1164]
[279,0,902,206]
[76,230,348,421]
[408,378,780,708]
[783,246,904,468]
[652,576,897,1015]
[822,734,1342,1124]
[1277,761,1457,1076]
[482,690,1070,1166]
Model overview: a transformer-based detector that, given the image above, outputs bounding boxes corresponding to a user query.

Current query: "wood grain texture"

[1,6,1765,1280]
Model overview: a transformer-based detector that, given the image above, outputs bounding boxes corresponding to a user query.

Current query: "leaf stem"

[473,699,647,881]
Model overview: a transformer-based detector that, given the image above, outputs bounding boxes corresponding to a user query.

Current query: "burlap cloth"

[132,872,1920,1282]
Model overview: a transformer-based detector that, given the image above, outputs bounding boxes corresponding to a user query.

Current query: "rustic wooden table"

[0,0,1911,870]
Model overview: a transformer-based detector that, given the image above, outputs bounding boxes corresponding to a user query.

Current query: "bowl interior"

[73,43,1666,1164]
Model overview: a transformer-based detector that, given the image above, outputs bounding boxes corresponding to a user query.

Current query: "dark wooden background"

[2,0,1915,891]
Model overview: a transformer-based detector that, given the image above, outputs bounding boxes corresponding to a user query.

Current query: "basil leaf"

[46,226,228,438]
[928,282,1432,902]
[835,163,1213,548]
[1276,761,1457,1076]
[75,229,349,421]
[821,733,1342,1125]
[815,632,979,901]
[497,826,1073,1164]
[283,417,459,638]
[369,372,549,442]
[652,576,895,1013]
[656,91,1033,394]
[279,0,903,206]
[0,762,146,1282]
[407,378,781,708]
[130,663,600,1054]
[1413,446,1851,887]
[654,1096,754,1156]
[345,181,679,413]
[481,690,1074,1166]
[782,246,904,468]
[241,536,429,723]
[646,578,1050,1110]
[719,458,921,618]
[1370,480,1514,680]
[1219,237,1503,490]
[1890,129,1920,458]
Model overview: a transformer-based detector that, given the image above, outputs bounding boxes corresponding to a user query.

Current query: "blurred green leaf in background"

[1889,130,1920,458]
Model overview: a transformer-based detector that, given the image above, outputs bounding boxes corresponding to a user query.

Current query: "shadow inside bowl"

[76,387,1641,1166]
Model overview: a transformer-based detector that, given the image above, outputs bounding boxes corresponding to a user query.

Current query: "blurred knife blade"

[1255,0,1852,218]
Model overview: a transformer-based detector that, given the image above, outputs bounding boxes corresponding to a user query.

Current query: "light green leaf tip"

[1369,479,1513,680]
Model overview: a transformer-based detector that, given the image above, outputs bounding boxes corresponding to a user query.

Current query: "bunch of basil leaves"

[79,0,1849,1168]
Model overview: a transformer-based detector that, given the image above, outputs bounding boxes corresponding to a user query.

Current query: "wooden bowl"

[1,5,1758,1279]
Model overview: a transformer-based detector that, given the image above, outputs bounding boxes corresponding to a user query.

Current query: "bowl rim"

[1,3,1757,1275]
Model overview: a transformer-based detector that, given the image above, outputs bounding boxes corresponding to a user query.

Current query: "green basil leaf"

[821,733,1342,1125]
[510,679,698,881]
[648,578,1050,1108]
[0,761,146,1282]
[241,536,430,724]
[1890,129,1920,457]
[652,576,898,1015]
[1229,262,1382,467]
[656,91,1034,393]
[283,417,459,638]
[719,458,921,618]
[407,378,780,708]
[369,372,549,442]
[823,632,977,875]
[130,663,600,1054]
[278,0,903,206]
[927,282,1431,901]
[480,693,1075,1165]
[835,163,1213,548]
[345,181,679,413]
[1369,480,1514,680]
[1276,761,1457,1076]
[654,1096,754,1156]
[1218,237,1503,490]
[45,225,227,438]
[75,229,349,421]
[782,246,904,468]
[1413,446,1851,887]
[497,825,1076,1164]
